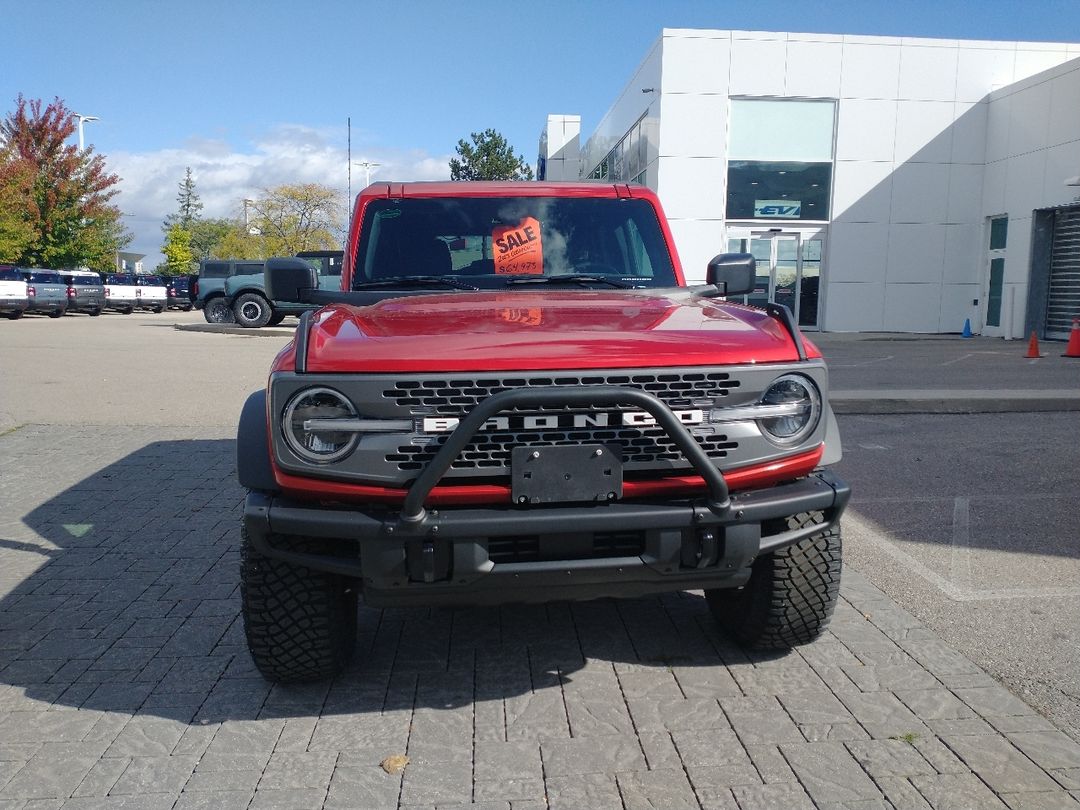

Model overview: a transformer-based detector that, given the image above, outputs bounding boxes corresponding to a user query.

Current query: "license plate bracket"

[511,444,623,505]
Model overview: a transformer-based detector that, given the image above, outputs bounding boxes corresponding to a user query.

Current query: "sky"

[3,0,1079,269]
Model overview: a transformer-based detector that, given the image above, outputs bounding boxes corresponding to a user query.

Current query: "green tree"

[0,94,130,268]
[162,166,203,232]
[189,217,231,261]
[161,223,195,275]
[449,129,534,181]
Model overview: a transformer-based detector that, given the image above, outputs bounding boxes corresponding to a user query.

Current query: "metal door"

[1045,208,1080,339]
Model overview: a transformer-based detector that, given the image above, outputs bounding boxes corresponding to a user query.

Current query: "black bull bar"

[399,386,733,523]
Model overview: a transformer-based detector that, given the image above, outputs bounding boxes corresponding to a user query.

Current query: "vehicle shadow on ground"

[6,438,782,725]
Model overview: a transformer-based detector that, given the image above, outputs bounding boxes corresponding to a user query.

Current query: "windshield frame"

[350,195,678,292]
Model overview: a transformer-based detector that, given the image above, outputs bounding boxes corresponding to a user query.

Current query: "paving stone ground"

[1,425,1078,809]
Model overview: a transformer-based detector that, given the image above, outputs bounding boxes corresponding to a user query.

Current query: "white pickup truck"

[104,273,139,314]
[0,265,29,320]
[134,274,167,312]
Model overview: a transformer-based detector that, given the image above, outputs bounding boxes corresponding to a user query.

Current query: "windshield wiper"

[504,274,629,289]
[352,275,478,291]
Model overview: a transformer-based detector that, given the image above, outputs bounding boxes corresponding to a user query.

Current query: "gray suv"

[21,269,67,318]
[59,271,106,316]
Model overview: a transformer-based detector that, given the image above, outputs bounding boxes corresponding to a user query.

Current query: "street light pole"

[74,113,99,151]
[354,160,381,188]
[243,198,254,230]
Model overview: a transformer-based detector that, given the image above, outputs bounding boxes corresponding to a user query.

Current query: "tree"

[161,224,195,275]
[449,129,534,181]
[0,142,35,262]
[244,184,343,256]
[189,217,231,261]
[0,95,130,269]
[163,167,203,232]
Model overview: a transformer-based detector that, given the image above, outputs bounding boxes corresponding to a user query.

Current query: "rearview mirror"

[265,257,318,303]
[705,253,755,296]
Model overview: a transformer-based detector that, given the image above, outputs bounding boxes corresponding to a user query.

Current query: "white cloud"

[108,124,452,267]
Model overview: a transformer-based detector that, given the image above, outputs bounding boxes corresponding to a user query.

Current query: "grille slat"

[382,371,741,474]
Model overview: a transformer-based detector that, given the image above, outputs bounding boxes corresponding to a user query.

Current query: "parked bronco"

[224,250,343,328]
[238,182,849,682]
[192,260,264,324]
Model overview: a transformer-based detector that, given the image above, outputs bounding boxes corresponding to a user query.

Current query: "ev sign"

[754,199,801,218]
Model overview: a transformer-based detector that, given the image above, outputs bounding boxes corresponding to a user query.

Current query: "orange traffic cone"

[1025,331,1042,358]
[1064,318,1080,358]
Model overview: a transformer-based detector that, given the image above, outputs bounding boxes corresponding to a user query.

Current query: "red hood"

[291,290,818,373]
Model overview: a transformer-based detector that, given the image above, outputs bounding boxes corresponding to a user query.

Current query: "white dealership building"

[538,30,1080,337]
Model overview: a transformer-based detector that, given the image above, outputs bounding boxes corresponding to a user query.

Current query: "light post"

[354,160,381,188]
[74,113,99,150]
[243,198,254,229]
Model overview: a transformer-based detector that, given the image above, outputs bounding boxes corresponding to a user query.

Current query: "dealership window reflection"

[726,162,831,221]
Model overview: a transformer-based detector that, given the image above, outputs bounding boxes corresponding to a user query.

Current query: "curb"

[832,390,1080,415]
[174,323,296,337]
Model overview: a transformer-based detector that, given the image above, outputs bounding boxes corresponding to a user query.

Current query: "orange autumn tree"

[0,95,129,269]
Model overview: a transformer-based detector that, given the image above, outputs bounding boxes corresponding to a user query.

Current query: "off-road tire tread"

[234,293,272,328]
[241,526,357,682]
[204,298,235,324]
[707,511,841,649]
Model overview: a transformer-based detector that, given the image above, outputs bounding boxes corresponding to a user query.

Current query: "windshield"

[29,272,61,283]
[73,275,102,286]
[352,196,677,290]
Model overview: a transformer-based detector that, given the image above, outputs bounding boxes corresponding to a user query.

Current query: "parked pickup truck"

[238,181,849,683]
[59,270,106,316]
[224,250,343,327]
[104,273,139,314]
[20,268,67,317]
[134,274,167,312]
[0,265,29,320]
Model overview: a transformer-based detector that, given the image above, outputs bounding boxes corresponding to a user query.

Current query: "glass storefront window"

[729,99,836,162]
[726,161,831,221]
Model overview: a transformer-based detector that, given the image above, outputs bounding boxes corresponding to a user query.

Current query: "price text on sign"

[493,217,543,275]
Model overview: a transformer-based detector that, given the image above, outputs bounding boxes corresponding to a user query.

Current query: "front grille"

[487,531,646,564]
[384,371,737,410]
[383,371,740,473]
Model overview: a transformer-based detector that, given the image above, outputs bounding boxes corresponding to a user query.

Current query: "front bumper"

[244,469,849,606]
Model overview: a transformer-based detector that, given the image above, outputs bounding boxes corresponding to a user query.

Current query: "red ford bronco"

[238,181,849,682]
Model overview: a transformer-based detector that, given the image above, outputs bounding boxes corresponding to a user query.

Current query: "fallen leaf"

[380,754,409,774]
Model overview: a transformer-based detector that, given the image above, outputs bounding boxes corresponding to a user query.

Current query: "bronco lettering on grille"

[421,409,705,434]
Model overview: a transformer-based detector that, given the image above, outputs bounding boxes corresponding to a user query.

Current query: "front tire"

[267,312,286,326]
[234,293,272,328]
[7,310,23,320]
[707,511,841,649]
[241,526,358,682]
[204,298,235,324]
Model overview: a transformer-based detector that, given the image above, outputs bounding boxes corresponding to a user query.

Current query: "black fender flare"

[237,389,278,492]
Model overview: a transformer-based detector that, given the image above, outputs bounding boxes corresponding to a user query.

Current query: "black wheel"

[267,312,286,327]
[152,305,164,314]
[121,307,133,315]
[707,511,841,649]
[7,310,23,320]
[49,306,66,318]
[234,293,273,328]
[89,308,101,317]
[204,298,235,324]
[241,526,358,682]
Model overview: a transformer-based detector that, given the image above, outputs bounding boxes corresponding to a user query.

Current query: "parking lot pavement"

[2,425,1080,808]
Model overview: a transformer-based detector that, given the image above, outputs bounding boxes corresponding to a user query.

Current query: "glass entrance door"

[726,230,823,328]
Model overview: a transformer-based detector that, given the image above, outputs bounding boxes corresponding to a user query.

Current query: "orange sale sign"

[493,217,543,275]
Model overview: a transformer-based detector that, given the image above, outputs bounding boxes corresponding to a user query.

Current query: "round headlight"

[757,374,821,446]
[282,387,358,463]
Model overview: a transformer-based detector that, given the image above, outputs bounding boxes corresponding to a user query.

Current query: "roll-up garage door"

[1045,207,1080,339]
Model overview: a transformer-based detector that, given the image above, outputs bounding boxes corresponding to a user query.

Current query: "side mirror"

[265,257,318,303]
[705,253,756,296]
